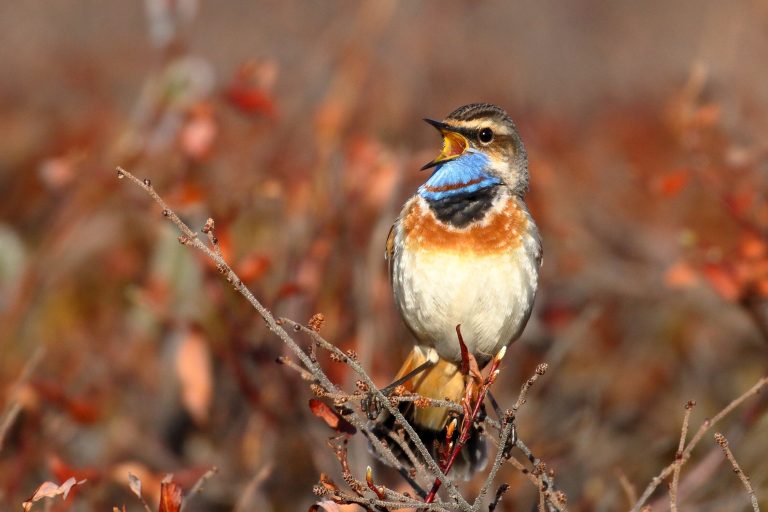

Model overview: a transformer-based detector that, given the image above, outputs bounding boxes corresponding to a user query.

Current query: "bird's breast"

[391,194,541,364]
[401,194,529,254]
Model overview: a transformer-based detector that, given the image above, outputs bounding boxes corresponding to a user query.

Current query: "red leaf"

[158,479,183,512]
[308,399,356,435]
[702,263,741,301]
[32,381,101,424]
[226,86,277,119]
[225,60,278,119]
[456,325,469,376]
[655,169,690,198]
[236,253,271,282]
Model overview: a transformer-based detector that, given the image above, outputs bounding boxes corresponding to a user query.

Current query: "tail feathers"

[395,346,466,430]
[372,346,487,480]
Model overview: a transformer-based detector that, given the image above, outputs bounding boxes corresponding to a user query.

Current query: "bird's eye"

[478,127,494,144]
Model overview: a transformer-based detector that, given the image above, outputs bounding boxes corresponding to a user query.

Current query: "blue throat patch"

[418,151,500,201]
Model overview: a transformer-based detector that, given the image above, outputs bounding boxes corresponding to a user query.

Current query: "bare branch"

[616,469,638,508]
[670,400,695,511]
[714,432,760,512]
[630,375,768,512]
[0,347,45,454]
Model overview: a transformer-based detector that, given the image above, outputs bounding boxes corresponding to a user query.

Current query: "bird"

[375,103,542,478]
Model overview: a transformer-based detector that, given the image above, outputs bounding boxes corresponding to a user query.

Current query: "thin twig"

[487,484,509,512]
[471,412,515,511]
[630,375,768,512]
[473,362,550,510]
[513,363,548,413]
[670,400,695,511]
[616,469,638,508]
[474,364,565,512]
[425,337,505,504]
[284,318,468,507]
[0,347,45,454]
[714,432,760,512]
[180,466,219,512]
[386,430,429,487]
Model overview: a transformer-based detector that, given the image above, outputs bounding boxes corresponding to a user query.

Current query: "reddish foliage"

[158,479,183,512]
[308,399,356,435]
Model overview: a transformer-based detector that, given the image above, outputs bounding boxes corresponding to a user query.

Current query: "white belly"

[392,240,539,364]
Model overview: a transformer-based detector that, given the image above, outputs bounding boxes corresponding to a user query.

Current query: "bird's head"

[420,103,529,197]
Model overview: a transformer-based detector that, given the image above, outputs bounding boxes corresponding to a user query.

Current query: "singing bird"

[378,103,541,477]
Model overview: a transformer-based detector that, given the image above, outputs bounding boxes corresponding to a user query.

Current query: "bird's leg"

[379,359,435,397]
[486,390,503,421]
[362,350,438,420]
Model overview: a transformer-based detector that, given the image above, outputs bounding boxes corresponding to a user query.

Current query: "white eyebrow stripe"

[448,119,512,136]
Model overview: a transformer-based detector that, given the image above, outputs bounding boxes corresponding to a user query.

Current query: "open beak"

[420,118,469,170]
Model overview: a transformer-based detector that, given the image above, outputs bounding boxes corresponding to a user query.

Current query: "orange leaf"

[175,328,213,426]
[158,479,183,512]
[756,277,768,298]
[701,263,741,301]
[739,232,767,260]
[308,399,356,435]
[236,253,271,282]
[664,260,699,288]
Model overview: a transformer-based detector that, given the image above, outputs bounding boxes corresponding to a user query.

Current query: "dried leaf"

[665,260,699,288]
[225,61,278,119]
[318,473,340,493]
[111,461,162,503]
[236,252,271,282]
[175,328,213,425]
[308,501,342,512]
[158,479,183,512]
[739,232,767,260]
[128,472,142,498]
[181,104,217,161]
[39,156,75,189]
[22,477,86,511]
[702,263,741,301]
[308,399,356,435]
[226,86,276,118]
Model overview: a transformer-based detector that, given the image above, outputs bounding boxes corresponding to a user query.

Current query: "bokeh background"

[1,1,767,511]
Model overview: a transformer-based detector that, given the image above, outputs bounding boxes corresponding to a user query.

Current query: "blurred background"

[1,1,767,510]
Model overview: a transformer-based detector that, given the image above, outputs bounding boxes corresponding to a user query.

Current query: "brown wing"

[384,223,396,282]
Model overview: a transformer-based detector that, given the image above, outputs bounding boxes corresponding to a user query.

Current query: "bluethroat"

[375,103,541,477]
